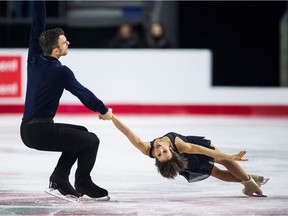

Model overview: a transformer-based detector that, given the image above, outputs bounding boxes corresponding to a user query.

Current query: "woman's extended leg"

[211,146,264,196]
[212,146,250,181]
[210,165,242,182]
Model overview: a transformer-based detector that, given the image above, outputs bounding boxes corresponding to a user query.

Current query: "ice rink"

[0,114,288,215]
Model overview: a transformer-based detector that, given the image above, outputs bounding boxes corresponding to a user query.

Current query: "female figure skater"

[104,114,267,197]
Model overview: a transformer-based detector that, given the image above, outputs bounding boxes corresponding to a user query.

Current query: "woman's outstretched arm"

[110,114,150,155]
[176,137,248,161]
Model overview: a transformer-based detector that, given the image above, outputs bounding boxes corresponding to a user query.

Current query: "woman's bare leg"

[210,146,264,196]
[213,146,250,181]
[211,165,242,182]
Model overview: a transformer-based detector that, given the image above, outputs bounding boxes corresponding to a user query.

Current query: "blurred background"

[0,0,287,87]
[1,3,288,215]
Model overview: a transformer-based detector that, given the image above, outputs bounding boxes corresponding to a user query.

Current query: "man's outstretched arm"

[28,0,46,60]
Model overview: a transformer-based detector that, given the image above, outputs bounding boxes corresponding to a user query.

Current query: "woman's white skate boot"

[242,175,266,197]
[249,174,269,187]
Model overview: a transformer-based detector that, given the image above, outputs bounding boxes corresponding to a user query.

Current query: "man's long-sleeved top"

[23,1,108,121]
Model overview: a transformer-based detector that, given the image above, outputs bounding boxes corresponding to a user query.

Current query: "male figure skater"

[20,0,112,199]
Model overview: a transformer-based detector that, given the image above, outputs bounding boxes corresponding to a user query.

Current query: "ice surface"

[0,114,288,215]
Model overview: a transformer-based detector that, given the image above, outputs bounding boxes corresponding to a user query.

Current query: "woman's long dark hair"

[155,151,188,179]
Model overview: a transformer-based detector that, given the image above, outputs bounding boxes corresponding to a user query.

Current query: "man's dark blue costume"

[20,0,109,198]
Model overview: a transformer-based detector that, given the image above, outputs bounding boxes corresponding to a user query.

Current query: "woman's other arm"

[176,137,248,161]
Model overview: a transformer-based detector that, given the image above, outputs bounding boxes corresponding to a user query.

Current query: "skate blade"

[45,188,80,202]
[244,193,267,197]
[244,191,267,197]
[250,193,267,197]
[242,188,267,197]
[80,195,110,202]
[261,178,269,186]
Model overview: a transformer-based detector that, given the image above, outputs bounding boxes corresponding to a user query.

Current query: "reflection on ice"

[1,114,288,215]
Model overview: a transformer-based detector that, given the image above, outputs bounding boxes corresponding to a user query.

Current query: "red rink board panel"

[1,104,288,116]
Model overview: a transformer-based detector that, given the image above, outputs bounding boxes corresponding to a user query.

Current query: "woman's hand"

[230,150,248,161]
[99,108,113,120]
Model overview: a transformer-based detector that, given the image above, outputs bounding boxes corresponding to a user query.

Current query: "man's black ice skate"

[49,173,81,198]
[75,177,110,200]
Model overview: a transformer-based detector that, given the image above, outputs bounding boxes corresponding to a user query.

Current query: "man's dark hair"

[39,28,64,55]
[155,151,188,179]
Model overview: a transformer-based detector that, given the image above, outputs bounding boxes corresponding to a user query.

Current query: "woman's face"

[154,141,172,162]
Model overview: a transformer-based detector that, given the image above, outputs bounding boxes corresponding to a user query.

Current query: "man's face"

[56,35,70,56]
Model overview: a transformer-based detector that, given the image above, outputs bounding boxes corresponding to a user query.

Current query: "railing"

[0,1,155,27]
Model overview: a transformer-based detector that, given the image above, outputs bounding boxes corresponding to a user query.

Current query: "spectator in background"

[109,23,143,48]
[109,23,141,48]
[146,22,171,48]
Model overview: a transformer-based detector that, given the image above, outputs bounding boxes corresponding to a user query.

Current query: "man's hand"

[99,108,113,120]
